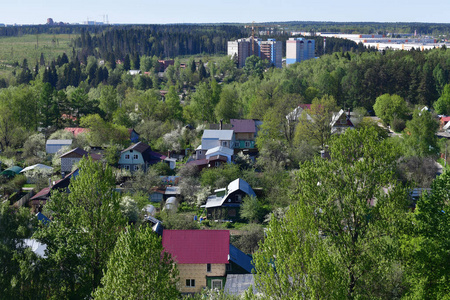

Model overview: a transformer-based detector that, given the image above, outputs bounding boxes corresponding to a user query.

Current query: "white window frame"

[234,141,240,148]
[186,279,195,287]
[124,165,130,171]
[133,165,139,171]
[125,154,130,160]
[221,141,228,147]
[211,279,223,290]
[133,154,139,159]
[245,141,251,148]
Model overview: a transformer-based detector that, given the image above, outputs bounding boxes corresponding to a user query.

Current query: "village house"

[60,148,101,177]
[202,178,256,221]
[119,142,166,172]
[195,130,235,162]
[162,230,253,294]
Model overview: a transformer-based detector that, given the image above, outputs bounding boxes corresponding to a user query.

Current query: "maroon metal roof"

[60,147,101,160]
[230,119,256,133]
[30,187,51,200]
[122,141,150,154]
[162,230,230,264]
[186,159,209,167]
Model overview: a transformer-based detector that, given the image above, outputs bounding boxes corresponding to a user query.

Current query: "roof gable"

[162,230,229,264]
[122,141,151,154]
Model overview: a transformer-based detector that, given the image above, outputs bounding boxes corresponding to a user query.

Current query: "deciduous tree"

[254,127,409,299]
[93,226,179,300]
[33,157,127,299]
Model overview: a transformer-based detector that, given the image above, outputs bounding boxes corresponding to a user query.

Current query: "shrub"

[391,117,406,132]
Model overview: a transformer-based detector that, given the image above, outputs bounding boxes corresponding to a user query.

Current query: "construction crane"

[245,21,263,55]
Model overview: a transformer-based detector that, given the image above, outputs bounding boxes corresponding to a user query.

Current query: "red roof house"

[162,230,229,293]
[163,230,229,264]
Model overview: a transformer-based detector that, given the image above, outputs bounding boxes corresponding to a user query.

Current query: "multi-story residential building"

[286,37,315,65]
[258,39,283,68]
[228,37,282,68]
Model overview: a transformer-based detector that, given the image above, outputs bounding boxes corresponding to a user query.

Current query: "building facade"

[286,37,315,65]
[228,37,282,68]
[258,39,283,68]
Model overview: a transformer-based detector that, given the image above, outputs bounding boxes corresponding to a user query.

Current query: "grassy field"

[0,34,76,67]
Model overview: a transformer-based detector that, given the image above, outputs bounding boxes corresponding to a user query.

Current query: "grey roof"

[204,178,256,209]
[202,130,234,140]
[228,178,256,197]
[224,274,257,296]
[165,186,180,195]
[20,164,53,173]
[205,146,234,156]
[46,139,72,145]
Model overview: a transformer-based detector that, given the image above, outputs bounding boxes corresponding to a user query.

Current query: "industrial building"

[286,37,315,65]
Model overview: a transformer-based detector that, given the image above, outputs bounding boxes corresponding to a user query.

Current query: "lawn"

[0,34,76,68]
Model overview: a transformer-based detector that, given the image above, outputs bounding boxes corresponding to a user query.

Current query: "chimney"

[220,119,223,130]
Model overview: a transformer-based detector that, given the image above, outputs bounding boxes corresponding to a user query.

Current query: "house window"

[221,141,228,147]
[133,165,139,171]
[245,141,251,148]
[226,263,232,272]
[234,141,240,148]
[124,165,130,171]
[133,154,139,159]
[212,279,223,290]
[207,263,211,272]
[228,209,236,217]
[186,279,195,287]
[125,154,130,159]
[215,161,221,167]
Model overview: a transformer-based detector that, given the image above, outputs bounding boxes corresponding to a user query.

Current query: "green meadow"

[0,34,76,68]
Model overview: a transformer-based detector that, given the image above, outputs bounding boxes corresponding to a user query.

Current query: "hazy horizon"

[2,0,450,26]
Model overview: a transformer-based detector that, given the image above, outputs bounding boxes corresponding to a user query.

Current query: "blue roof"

[36,212,51,226]
[229,244,254,273]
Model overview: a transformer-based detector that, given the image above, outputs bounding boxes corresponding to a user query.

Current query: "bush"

[391,117,406,132]
[231,223,265,255]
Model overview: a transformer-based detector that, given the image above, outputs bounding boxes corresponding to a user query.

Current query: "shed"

[164,196,178,211]
[0,166,23,178]
[143,204,156,217]
[224,274,258,296]
[46,139,72,154]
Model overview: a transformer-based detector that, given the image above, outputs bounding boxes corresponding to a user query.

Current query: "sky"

[2,0,450,25]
